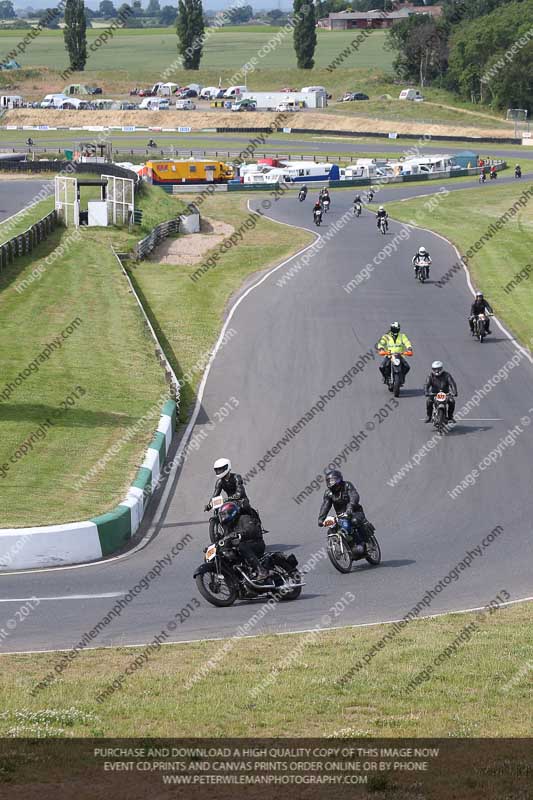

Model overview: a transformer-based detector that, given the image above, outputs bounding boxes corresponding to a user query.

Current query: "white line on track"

[1,595,531,657]
[0,593,123,602]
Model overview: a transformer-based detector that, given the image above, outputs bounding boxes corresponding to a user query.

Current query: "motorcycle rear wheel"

[365,535,382,566]
[195,568,238,607]
[272,567,302,602]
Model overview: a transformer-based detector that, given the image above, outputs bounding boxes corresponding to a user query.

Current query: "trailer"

[146,158,234,184]
[242,161,339,183]
[240,90,326,109]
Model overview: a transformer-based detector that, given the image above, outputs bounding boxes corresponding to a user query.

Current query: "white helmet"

[379,206,384,212]
[213,457,231,478]
[431,361,443,375]
[418,246,427,256]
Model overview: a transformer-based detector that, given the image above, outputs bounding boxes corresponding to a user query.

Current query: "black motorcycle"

[298,188,307,202]
[314,208,322,226]
[354,201,362,217]
[472,312,488,343]
[490,170,497,180]
[431,391,451,434]
[367,190,374,203]
[194,536,303,606]
[322,196,330,213]
[380,349,411,397]
[515,167,522,179]
[378,216,388,234]
[323,514,381,574]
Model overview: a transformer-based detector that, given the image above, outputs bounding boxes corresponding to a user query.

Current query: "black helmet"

[218,501,240,526]
[390,321,400,334]
[325,470,343,493]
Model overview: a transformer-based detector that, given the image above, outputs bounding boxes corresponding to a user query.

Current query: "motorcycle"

[472,312,488,343]
[354,201,362,217]
[323,514,381,574]
[490,170,497,180]
[194,536,303,607]
[414,256,431,283]
[367,190,374,203]
[378,216,388,234]
[147,139,157,148]
[515,167,522,179]
[379,348,412,397]
[298,188,307,202]
[314,208,322,226]
[322,197,330,213]
[431,391,451,434]
[479,172,486,184]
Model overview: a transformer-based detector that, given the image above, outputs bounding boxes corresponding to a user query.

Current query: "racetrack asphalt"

[0,174,532,655]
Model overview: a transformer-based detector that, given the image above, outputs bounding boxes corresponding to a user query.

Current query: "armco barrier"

[135,218,179,260]
[216,126,522,146]
[0,209,58,272]
[0,400,176,570]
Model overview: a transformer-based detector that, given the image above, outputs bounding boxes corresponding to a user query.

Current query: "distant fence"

[0,209,58,272]
[216,126,522,145]
[134,218,180,260]
[0,159,140,188]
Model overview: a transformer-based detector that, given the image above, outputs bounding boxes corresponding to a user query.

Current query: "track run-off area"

[0,166,532,655]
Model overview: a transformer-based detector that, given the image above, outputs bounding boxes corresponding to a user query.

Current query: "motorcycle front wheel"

[327,533,353,573]
[195,568,238,607]
[393,373,401,398]
[434,406,446,434]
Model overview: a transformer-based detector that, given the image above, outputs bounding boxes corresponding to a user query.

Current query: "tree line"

[387,0,533,111]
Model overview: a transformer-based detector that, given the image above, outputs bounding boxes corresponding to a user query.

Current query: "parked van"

[139,97,170,110]
[147,158,234,184]
[0,94,23,109]
[275,101,300,112]
[200,86,219,99]
[224,85,247,98]
[176,99,196,110]
[58,98,90,110]
[399,88,424,101]
[301,86,326,94]
[41,93,69,109]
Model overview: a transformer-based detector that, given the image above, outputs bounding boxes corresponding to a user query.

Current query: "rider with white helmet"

[205,457,261,523]
[424,361,458,423]
[412,246,432,279]
[376,205,388,230]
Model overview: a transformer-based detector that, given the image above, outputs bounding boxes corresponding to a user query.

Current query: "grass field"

[0,602,530,739]
[387,181,533,348]
[0,183,187,527]
[0,27,514,131]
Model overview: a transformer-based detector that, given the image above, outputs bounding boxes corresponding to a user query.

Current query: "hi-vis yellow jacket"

[377,331,413,355]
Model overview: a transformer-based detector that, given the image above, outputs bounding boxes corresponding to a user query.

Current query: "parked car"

[138,88,155,97]
[281,87,297,92]
[120,101,137,110]
[176,99,196,110]
[232,98,257,111]
[276,102,300,112]
[176,88,198,99]
[86,86,102,95]
[342,92,369,101]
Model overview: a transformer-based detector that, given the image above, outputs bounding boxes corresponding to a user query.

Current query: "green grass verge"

[0,182,186,526]
[0,602,529,737]
[386,181,533,347]
[129,193,312,420]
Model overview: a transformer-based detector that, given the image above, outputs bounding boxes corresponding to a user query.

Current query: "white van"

[176,99,196,110]
[399,88,424,101]
[200,86,219,99]
[40,93,69,109]
[0,95,23,109]
[224,85,247,98]
[301,86,326,94]
[139,97,170,110]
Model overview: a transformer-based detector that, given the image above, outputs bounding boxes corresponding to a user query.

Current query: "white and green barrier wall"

[0,400,176,571]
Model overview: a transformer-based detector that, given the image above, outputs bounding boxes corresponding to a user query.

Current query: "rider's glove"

[318,521,324,527]
[204,503,211,512]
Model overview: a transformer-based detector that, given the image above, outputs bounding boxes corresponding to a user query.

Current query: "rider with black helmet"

[217,500,268,581]
[318,470,367,555]
[424,361,458,423]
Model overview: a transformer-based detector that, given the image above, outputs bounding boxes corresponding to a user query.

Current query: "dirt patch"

[150,217,234,266]
[4,108,518,140]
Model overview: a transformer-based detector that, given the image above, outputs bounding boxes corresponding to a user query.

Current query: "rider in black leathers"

[469,291,494,335]
[318,470,367,554]
[424,362,458,423]
[205,458,261,537]
[218,502,268,581]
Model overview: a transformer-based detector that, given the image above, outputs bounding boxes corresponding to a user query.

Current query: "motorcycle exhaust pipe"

[238,571,305,592]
